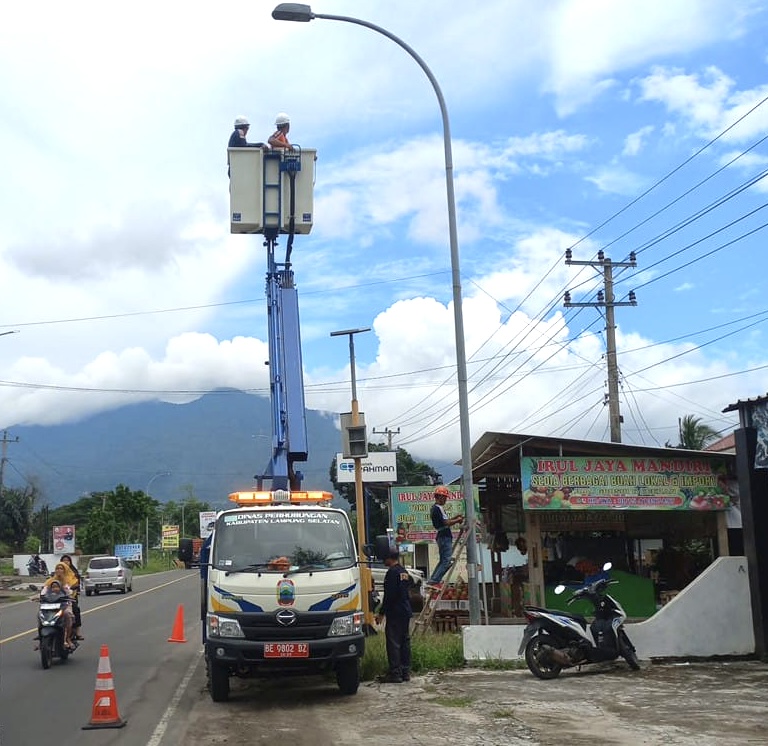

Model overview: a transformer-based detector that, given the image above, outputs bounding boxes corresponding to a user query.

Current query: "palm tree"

[677,415,719,450]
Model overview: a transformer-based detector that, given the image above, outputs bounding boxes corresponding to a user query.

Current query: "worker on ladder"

[426,485,464,588]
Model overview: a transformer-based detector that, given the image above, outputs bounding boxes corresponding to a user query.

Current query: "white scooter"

[518,562,640,679]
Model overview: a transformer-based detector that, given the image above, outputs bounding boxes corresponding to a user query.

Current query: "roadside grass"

[132,551,182,576]
[361,630,464,680]
[0,558,14,575]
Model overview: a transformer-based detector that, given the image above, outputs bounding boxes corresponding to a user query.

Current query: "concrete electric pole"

[564,250,638,443]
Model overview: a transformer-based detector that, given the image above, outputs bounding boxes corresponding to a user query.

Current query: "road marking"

[146,647,203,746]
[0,573,196,645]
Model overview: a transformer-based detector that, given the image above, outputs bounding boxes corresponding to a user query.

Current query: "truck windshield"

[212,509,355,572]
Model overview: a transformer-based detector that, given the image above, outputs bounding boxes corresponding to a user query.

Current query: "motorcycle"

[37,593,78,669]
[27,555,49,577]
[518,562,640,679]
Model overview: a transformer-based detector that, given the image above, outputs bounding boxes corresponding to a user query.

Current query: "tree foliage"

[329,444,441,542]
[675,415,720,450]
[0,484,39,551]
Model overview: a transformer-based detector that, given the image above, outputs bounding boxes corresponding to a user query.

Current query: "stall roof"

[469,432,735,481]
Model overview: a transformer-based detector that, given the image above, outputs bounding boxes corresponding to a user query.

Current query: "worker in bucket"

[268,112,293,150]
[227,115,267,176]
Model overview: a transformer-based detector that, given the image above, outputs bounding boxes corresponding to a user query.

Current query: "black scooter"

[518,562,640,679]
[27,555,49,577]
[37,593,78,669]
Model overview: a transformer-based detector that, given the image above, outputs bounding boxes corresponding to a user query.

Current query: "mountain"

[4,390,460,509]
[5,391,339,508]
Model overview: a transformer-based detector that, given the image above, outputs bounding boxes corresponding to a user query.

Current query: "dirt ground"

[173,659,768,746]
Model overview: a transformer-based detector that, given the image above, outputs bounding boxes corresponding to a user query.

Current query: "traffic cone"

[168,603,187,643]
[82,645,127,730]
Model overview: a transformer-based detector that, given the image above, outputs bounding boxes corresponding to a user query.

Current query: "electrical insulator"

[597,290,605,303]
[597,249,605,262]
[564,291,571,304]
[629,251,636,263]
[565,248,572,261]
[629,290,637,303]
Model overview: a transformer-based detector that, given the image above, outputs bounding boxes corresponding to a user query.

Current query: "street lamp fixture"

[274,4,481,624]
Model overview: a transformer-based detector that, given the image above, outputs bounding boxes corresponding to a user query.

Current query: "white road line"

[145,647,204,746]
[0,573,196,644]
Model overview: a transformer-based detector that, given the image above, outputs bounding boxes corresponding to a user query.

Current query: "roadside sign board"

[162,524,180,550]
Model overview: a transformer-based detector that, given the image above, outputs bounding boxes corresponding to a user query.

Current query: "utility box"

[340,412,368,459]
[228,148,316,235]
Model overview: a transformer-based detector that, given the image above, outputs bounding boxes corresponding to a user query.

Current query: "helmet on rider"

[234,115,250,128]
[275,112,290,127]
[434,485,451,499]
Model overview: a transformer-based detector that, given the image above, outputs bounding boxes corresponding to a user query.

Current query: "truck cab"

[203,489,364,701]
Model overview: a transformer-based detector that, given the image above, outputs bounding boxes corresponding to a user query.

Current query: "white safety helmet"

[234,115,250,128]
[275,112,290,127]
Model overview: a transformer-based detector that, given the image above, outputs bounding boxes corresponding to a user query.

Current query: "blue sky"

[1,0,768,469]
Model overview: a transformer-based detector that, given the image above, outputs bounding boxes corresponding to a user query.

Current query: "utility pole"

[372,426,400,450]
[0,429,19,498]
[564,250,638,443]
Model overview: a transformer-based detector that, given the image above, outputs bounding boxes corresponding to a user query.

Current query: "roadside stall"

[472,434,736,619]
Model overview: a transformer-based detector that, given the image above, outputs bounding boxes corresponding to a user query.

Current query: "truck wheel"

[85,589,92,597]
[336,658,360,695]
[208,660,230,702]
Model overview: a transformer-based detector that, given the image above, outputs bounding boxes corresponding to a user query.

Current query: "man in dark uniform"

[375,548,412,683]
[227,115,267,176]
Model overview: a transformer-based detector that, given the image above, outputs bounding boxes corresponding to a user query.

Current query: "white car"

[369,562,424,591]
[83,556,133,595]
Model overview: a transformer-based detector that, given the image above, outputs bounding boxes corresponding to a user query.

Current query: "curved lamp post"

[272,3,480,624]
[145,471,171,562]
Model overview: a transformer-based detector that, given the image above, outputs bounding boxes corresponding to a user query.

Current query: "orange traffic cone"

[168,604,187,643]
[82,645,127,730]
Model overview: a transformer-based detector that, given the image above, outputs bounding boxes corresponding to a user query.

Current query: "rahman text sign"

[335,452,397,483]
[521,456,732,511]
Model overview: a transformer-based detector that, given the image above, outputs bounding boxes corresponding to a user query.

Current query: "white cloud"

[622,125,655,156]
[585,166,646,195]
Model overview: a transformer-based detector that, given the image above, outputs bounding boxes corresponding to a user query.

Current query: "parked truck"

[202,144,364,702]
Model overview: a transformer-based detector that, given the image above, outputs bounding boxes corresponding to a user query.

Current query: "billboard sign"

[390,485,480,544]
[199,511,217,539]
[115,543,143,562]
[521,456,732,511]
[336,452,397,483]
[53,525,75,554]
[162,524,180,550]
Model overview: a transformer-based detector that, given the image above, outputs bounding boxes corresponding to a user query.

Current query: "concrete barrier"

[463,557,755,661]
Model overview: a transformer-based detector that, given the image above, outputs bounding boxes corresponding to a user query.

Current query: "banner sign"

[162,524,180,550]
[53,525,75,554]
[336,452,398,483]
[199,511,217,539]
[521,456,732,511]
[115,543,143,562]
[390,485,480,543]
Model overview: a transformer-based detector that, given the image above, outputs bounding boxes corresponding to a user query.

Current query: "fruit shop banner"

[391,485,480,543]
[521,456,732,511]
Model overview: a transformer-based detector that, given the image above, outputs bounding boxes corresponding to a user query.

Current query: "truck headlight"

[328,612,363,637]
[207,613,245,638]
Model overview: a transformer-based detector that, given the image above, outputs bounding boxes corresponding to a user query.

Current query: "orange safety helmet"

[434,485,451,498]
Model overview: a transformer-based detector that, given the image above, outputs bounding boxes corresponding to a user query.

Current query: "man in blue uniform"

[375,548,412,683]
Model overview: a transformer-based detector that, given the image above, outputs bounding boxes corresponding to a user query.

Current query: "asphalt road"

[0,569,202,746]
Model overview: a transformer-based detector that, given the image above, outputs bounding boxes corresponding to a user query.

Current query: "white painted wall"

[463,557,755,660]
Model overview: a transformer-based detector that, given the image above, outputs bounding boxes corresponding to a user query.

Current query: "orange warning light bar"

[229,490,333,506]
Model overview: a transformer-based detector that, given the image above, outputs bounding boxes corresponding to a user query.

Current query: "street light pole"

[274,4,481,624]
[145,471,171,564]
[331,327,373,630]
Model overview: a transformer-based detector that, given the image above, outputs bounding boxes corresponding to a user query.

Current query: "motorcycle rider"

[60,554,83,641]
[40,578,75,649]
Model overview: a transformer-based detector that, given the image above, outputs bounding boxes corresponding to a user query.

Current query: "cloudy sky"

[2,0,768,475]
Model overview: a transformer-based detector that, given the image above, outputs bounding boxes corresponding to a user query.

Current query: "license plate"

[96,583,111,589]
[264,642,309,658]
